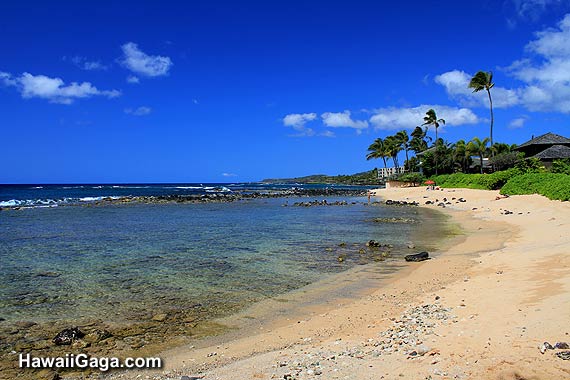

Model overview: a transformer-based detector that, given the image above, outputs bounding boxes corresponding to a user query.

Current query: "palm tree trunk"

[487,88,494,155]
[479,153,483,174]
[405,149,409,172]
[435,127,438,176]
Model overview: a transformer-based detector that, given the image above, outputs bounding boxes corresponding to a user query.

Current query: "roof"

[517,132,570,149]
[415,146,436,156]
[533,144,570,159]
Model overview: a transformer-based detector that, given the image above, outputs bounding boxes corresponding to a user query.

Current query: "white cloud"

[508,116,529,129]
[222,172,237,177]
[124,106,152,116]
[434,70,519,108]
[66,56,108,71]
[511,0,561,21]
[369,105,481,130]
[0,71,120,104]
[321,110,368,129]
[126,75,140,84]
[120,42,173,77]
[282,112,317,136]
[436,14,570,114]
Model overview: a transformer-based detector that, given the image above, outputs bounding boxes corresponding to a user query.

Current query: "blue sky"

[2,0,570,183]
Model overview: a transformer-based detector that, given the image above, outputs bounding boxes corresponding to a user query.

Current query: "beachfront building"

[377,166,406,179]
[515,132,570,167]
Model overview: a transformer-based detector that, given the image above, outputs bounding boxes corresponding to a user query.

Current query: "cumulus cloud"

[282,112,317,136]
[222,172,237,177]
[120,42,173,77]
[508,116,529,129]
[434,70,519,108]
[369,105,481,130]
[124,106,152,116]
[506,14,570,112]
[436,14,570,114]
[321,110,368,129]
[0,71,120,104]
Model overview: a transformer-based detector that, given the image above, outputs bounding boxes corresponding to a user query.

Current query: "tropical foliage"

[501,173,570,201]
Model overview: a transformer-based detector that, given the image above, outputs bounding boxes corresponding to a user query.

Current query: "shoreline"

[102,187,569,380]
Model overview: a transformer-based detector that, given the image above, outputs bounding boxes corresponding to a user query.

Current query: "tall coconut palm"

[422,109,446,175]
[395,130,410,171]
[366,138,388,171]
[467,137,490,174]
[468,71,495,153]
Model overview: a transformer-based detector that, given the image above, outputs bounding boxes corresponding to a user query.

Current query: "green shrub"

[551,159,570,175]
[500,173,570,201]
[489,152,523,171]
[398,172,425,186]
[515,157,545,173]
[430,168,522,190]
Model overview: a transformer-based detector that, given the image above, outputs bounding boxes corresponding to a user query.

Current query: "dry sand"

[108,188,570,380]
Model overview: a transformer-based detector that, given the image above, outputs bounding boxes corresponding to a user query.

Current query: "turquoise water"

[0,195,422,325]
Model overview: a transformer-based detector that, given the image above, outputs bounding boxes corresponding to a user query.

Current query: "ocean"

[0,183,448,376]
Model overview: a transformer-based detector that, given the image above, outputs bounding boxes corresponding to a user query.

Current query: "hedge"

[500,173,570,201]
[431,168,521,190]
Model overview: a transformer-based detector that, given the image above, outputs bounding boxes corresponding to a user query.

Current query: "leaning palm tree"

[422,109,446,175]
[366,138,388,171]
[395,130,410,171]
[410,126,429,154]
[467,137,490,174]
[384,135,403,171]
[468,71,495,153]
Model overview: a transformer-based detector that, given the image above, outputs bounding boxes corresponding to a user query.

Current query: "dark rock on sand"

[53,327,84,345]
[404,252,430,262]
[366,240,381,248]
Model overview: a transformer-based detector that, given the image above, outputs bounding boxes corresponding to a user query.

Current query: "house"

[515,132,570,166]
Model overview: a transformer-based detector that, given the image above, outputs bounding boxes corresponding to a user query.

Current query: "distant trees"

[365,102,521,177]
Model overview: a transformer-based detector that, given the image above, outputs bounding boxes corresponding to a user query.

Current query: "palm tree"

[491,142,512,156]
[422,109,446,175]
[468,71,495,154]
[453,139,468,173]
[366,138,388,171]
[467,137,490,174]
[395,130,410,171]
[384,135,403,171]
[410,126,429,154]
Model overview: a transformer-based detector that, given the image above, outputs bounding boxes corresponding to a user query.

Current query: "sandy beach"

[112,187,570,380]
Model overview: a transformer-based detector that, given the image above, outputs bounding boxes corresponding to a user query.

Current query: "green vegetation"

[422,109,445,175]
[431,168,522,190]
[500,173,570,201]
[262,169,380,185]
[552,159,570,175]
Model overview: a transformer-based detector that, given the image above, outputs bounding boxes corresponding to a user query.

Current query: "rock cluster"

[385,199,419,206]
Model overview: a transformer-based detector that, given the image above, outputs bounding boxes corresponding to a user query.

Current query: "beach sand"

[105,187,570,380]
